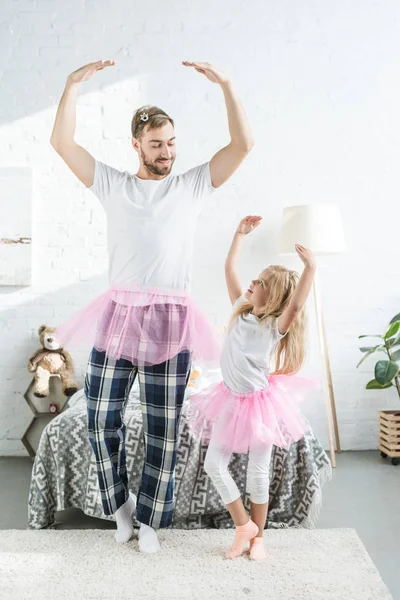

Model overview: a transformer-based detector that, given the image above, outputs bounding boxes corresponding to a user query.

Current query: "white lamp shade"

[279,204,347,255]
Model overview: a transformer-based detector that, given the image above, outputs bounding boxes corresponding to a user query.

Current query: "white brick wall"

[1,0,399,455]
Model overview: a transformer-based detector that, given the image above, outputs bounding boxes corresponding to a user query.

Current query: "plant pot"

[379,410,400,466]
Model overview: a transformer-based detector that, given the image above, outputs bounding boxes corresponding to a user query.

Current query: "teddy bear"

[27,325,78,398]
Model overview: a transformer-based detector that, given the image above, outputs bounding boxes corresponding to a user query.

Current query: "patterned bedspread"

[28,387,331,530]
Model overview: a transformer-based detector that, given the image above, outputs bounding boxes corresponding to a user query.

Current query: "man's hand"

[182,61,230,85]
[182,60,253,188]
[67,60,115,85]
[236,215,262,235]
[50,60,115,187]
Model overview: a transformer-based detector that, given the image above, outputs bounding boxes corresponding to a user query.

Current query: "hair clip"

[139,112,149,122]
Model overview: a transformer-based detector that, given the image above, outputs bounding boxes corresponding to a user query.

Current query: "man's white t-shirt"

[220,295,287,394]
[89,160,215,290]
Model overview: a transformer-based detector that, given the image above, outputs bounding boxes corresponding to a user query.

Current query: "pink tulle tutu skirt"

[55,285,221,367]
[189,374,315,454]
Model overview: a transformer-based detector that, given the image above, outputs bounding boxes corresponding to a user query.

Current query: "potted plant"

[357,312,400,465]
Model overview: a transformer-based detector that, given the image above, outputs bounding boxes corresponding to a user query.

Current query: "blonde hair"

[231,265,307,375]
[131,105,174,140]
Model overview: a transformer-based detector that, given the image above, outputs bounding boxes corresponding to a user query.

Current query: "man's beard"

[141,148,175,176]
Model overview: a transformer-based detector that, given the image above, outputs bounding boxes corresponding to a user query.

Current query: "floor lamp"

[279,204,346,468]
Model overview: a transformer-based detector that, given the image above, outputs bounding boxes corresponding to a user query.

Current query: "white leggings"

[204,437,273,505]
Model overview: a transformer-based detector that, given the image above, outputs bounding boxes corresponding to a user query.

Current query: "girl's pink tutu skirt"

[55,285,221,367]
[189,374,316,454]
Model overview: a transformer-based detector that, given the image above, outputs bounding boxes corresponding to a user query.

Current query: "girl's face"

[244,269,270,308]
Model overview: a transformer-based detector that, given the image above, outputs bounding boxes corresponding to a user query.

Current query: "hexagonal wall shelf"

[21,416,55,458]
[22,375,71,458]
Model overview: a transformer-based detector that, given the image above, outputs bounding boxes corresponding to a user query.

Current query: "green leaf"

[357,346,385,368]
[360,345,386,353]
[375,360,400,385]
[387,334,400,348]
[392,349,400,362]
[359,335,382,339]
[384,321,400,340]
[366,379,393,390]
[390,313,400,324]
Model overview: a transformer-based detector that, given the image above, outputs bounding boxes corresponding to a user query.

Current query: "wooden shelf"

[378,410,400,461]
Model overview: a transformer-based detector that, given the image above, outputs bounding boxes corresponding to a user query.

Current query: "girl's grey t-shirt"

[89,160,215,291]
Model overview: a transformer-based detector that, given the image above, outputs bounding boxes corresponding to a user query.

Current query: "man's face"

[133,122,176,176]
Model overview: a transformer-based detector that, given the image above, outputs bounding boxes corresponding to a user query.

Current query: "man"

[51,59,254,553]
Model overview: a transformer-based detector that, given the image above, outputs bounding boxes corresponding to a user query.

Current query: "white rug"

[0,528,392,600]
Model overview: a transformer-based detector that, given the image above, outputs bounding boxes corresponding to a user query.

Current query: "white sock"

[138,523,161,553]
[114,492,136,544]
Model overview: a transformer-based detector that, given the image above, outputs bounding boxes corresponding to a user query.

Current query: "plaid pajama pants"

[85,347,191,529]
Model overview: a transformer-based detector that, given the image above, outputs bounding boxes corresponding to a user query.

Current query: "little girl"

[189,215,316,561]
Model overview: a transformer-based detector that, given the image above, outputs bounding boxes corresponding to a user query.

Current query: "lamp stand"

[313,270,341,468]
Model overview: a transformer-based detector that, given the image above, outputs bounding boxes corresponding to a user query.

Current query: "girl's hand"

[67,60,115,85]
[295,244,316,269]
[236,215,262,235]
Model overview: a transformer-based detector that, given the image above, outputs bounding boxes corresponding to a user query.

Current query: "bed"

[28,382,331,531]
